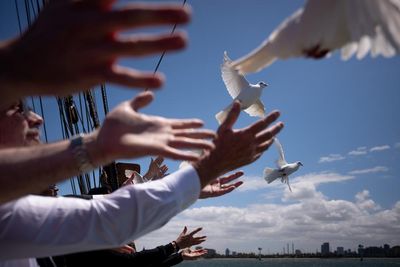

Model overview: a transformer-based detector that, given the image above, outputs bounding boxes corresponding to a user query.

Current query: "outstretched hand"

[143,156,168,181]
[199,171,243,199]
[1,0,191,108]
[92,92,216,166]
[181,248,208,260]
[175,226,206,249]
[193,101,284,188]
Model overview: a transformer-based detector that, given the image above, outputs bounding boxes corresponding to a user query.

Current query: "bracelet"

[70,134,95,173]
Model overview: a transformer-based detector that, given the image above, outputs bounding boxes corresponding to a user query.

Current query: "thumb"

[219,101,240,132]
[183,226,187,234]
[130,91,154,111]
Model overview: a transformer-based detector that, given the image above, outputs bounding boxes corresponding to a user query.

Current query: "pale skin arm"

[0,1,191,110]
[0,92,215,204]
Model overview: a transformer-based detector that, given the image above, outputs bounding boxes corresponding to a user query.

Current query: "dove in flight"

[232,0,400,74]
[263,138,303,192]
[215,51,268,124]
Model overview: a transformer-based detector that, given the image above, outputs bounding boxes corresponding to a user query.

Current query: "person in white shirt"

[0,97,284,266]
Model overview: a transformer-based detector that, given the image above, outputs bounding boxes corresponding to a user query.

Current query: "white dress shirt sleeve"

[0,166,200,259]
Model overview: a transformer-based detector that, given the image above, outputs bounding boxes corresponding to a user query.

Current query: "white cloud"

[348,146,368,156]
[370,145,390,152]
[237,176,270,192]
[318,154,345,163]
[137,190,400,254]
[348,166,389,175]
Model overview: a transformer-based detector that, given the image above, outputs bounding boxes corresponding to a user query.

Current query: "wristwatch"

[70,134,95,173]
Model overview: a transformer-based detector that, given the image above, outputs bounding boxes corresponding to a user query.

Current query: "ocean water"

[180,258,400,267]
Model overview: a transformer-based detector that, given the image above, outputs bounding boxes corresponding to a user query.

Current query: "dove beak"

[299,162,303,166]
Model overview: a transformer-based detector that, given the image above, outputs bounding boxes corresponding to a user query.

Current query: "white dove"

[264,138,303,192]
[215,51,268,124]
[232,0,400,74]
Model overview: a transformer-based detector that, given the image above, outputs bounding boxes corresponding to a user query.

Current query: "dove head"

[297,161,303,167]
[257,81,268,89]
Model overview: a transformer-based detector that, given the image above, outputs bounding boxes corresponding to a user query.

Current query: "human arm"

[0,92,215,204]
[0,1,191,110]
[0,166,201,259]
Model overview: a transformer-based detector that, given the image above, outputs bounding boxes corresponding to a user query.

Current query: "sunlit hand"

[0,1,192,109]
[181,248,208,260]
[193,101,284,188]
[175,226,206,249]
[91,92,216,166]
[199,171,243,199]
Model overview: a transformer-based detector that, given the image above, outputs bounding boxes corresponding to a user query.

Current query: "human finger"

[101,4,191,32]
[173,129,216,139]
[158,147,204,161]
[189,227,202,236]
[219,171,244,184]
[128,91,154,111]
[219,101,240,132]
[169,137,215,150]
[243,110,280,134]
[109,33,187,56]
[105,65,164,89]
[255,122,284,144]
[169,119,205,130]
[154,156,164,165]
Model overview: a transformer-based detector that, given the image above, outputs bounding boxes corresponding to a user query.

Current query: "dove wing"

[274,138,288,168]
[222,51,251,99]
[232,0,400,74]
[244,99,266,118]
[341,0,400,60]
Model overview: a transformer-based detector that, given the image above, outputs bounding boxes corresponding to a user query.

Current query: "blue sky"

[1,0,400,254]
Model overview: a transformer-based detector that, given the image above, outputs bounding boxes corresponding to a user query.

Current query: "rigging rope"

[146,0,187,91]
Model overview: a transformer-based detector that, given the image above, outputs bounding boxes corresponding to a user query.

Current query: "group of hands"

[113,226,208,261]
[1,1,283,206]
[123,156,244,199]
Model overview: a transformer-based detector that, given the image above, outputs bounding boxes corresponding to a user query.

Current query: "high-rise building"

[225,248,230,256]
[321,242,330,256]
[337,247,344,255]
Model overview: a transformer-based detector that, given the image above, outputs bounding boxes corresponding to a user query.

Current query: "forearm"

[0,166,200,259]
[0,133,102,204]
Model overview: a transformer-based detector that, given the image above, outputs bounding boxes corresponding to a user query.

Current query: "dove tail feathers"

[263,167,275,183]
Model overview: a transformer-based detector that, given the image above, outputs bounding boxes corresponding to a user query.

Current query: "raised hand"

[193,101,284,188]
[143,156,169,181]
[0,1,191,108]
[199,171,243,199]
[174,226,206,249]
[90,91,216,166]
[181,248,208,260]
